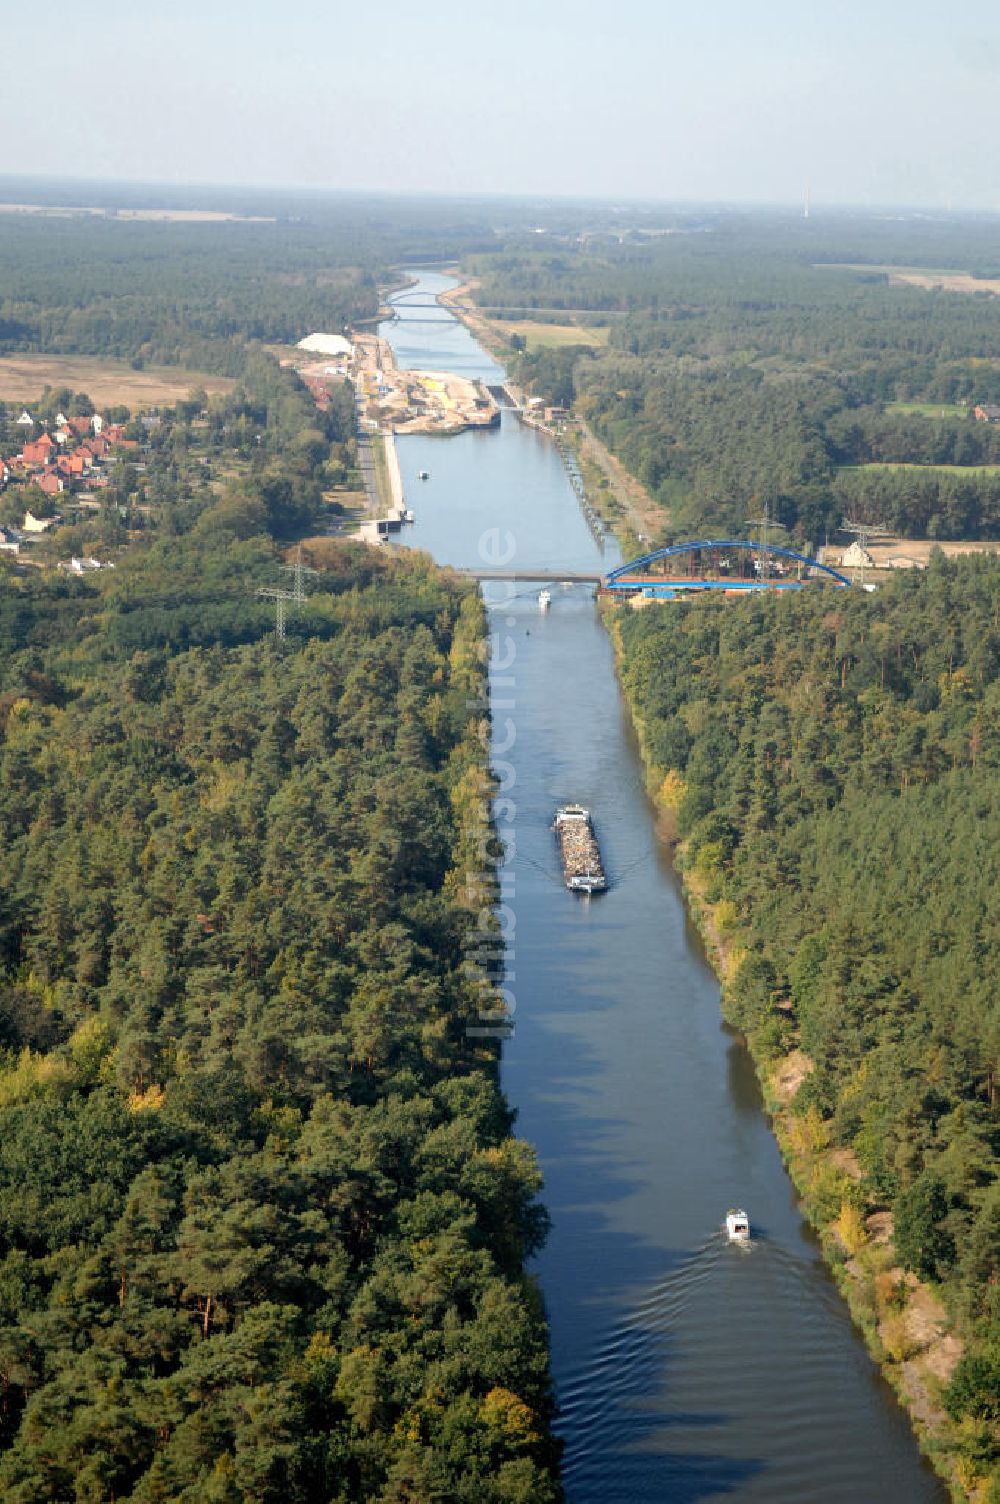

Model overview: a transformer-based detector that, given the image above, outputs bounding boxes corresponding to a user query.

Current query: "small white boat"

[726,1209,750,1242]
[538,589,552,609]
[418,470,429,481]
[403,509,415,523]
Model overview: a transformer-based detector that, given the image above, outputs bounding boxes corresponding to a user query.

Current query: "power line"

[257,547,318,640]
[281,543,319,604]
[256,586,298,641]
[744,499,787,578]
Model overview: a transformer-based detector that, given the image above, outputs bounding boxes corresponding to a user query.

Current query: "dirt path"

[574,419,666,544]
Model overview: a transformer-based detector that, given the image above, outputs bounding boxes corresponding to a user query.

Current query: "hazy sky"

[4,0,999,207]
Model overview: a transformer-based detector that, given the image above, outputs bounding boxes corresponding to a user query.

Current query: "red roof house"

[20,435,57,465]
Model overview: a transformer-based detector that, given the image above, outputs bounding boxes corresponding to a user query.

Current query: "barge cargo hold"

[553,804,607,894]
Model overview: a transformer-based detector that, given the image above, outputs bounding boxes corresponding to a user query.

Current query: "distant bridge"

[454,567,604,584]
[389,295,445,310]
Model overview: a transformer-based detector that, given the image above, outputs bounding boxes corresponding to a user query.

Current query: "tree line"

[614,555,1000,1486]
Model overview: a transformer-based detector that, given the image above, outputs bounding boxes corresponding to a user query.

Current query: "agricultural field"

[891,268,1000,295]
[820,264,1000,295]
[886,401,969,418]
[491,319,611,349]
[0,355,235,407]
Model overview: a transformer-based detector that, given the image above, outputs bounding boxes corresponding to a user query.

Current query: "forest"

[0,204,565,1497]
[614,556,1000,1488]
[0,530,560,1502]
[0,190,550,378]
[466,213,1000,544]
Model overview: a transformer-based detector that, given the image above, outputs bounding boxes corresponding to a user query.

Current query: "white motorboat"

[726,1209,750,1242]
[538,589,552,609]
[418,470,429,480]
[403,509,415,523]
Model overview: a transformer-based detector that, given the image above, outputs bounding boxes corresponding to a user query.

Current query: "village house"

[20,433,57,466]
[62,451,92,477]
[0,403,125,512]
[973,404,1000,423]
[0,526,21,554]
[58,555,113,574]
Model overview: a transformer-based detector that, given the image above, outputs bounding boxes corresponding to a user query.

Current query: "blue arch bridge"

[464,539,853,596]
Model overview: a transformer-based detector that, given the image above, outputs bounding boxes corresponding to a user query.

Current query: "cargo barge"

[553,804,607,894]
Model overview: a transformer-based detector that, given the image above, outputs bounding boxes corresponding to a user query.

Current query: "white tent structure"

[297,333,354,358]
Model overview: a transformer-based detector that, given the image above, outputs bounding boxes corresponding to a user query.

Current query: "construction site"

[352,333,499,435]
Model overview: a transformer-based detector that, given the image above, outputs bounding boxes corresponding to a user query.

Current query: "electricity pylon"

[745,499,786,579]
[282,543,319,604]
[256,586,298,640]
[256,545,318,639]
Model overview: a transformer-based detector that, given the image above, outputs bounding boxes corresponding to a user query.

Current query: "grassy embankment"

[601,605,971,1503]
[370,432,394,515]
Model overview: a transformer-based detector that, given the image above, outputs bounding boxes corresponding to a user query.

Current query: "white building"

[23,511,59,534]
[59,556,113,574]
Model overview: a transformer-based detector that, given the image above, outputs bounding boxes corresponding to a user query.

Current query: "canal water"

[383,271,944,1502]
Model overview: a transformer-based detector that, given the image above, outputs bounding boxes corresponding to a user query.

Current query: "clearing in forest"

[0,355,235,407]
[491,320,611,349]
[886,402,968,419]
[818,263,1000,295]
[839,461,1000,474]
